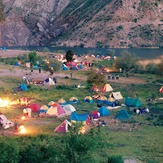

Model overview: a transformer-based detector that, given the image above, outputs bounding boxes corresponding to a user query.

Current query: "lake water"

[2,46,163,59]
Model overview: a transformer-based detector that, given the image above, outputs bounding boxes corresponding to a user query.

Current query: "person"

[53,77,57,84]
[39,67,41,73]
[14,120,18,133]
[70,72,73,78]
[23,108,28,117]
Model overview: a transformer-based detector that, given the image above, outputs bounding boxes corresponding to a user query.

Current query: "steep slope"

[0,0,162,48]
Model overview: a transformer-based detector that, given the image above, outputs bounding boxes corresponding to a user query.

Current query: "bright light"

[18,125,26,134]
[21,116,26,121]
[0,99,10,107]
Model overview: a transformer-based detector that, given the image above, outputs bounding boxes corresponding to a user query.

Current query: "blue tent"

[70,112,89,122]
[62,66,68,71]
[14,62,20,66]
[77,65,83,69]
[2,47,7,51]
[98,106,110,116]
[116,110,130,120]
[20,84,28,91]
[33,65,39,69]
[124,97,142,107]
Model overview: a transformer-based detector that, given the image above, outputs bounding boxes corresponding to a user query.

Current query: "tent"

[84,96,93,103]
[62,66,68,71]
[46,103,66,117]
[116,109,130,120]
[71,66,79,70]
[63,104,76,115]
[102,84,113,92]
[24,62,30,68]
[14,62,20,66]
[98,106,110,116]
[0,114,14,129]
[160,86,163,93]
[58,98,67,106]
[20,84,28,91]
[54,120,71,133]
[66,61,77,66]
[70,112,90,124]
[29,103,40,112]
[44,78,55,86]
[90,110,99,119]
[110,92,123,100]
[91,85,99,92]
[77,64,83,69]
[97,95,107,104]
[124,97,142,107]
[68,97,78,104]
[48,101,55,106]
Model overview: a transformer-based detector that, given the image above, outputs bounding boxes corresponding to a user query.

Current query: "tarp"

[124,97,142,107]
[98,106,110,116]
[70,112,89,124]
[160,86,163,93]
[116,110,130,120]
[54,120,71,133]
[102,84,113,92]
[110,92,123,100]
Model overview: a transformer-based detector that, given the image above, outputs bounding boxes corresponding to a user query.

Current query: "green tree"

[28,51,37,68]
[115,51,139,75]
[66,50,74,62]
[86,68,107,87]
[43,59,61,75]
[146,63,158,74]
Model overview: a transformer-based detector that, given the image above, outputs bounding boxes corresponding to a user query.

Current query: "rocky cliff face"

[0,0,162,48]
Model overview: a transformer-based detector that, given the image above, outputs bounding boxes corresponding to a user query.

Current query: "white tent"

[44,78,55,86]
[63,104,76,116]
[0,114,14,129]
[110,92,123,100]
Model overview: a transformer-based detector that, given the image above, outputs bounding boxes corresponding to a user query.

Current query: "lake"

[1,46,163,59]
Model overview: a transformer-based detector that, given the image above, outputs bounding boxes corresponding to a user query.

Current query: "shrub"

[107,155,123,163]
[0,138,20,163]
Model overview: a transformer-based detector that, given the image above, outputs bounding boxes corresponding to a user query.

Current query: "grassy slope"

[0,63,163,162]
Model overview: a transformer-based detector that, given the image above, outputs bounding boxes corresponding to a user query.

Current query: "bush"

[107,155,123,163]
[0,138,20,163]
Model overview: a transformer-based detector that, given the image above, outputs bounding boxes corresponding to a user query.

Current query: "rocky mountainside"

[0,0,162,48]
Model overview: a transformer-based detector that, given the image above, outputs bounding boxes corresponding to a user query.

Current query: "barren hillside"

[0,0,162,48]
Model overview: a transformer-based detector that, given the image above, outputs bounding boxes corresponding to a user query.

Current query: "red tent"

[160,86,163,93]
[54,120,71,133]
[66,61,76,66]
[28,103,40,112]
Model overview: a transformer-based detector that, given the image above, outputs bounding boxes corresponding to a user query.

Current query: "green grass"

[0,66,163,162]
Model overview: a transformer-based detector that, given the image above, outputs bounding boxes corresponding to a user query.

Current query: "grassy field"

[0,62,163,163]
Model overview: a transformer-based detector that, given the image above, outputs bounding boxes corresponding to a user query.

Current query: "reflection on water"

[1,46,163,59]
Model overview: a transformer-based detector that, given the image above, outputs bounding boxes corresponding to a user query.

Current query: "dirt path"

[0,67,146,85]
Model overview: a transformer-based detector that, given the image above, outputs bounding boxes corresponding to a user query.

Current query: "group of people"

[134,107,149,114]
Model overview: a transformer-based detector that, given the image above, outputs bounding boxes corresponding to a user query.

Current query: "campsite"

[0,49,163,163]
